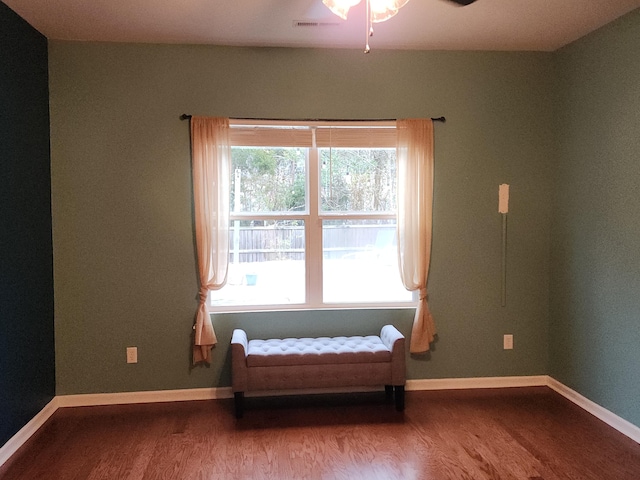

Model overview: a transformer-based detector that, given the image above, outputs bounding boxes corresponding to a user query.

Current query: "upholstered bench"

[230,325,406,418]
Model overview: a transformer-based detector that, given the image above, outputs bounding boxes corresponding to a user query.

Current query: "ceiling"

[4,0,640,52]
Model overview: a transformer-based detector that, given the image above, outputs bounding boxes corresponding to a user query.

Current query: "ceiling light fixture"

[323,0,410,53]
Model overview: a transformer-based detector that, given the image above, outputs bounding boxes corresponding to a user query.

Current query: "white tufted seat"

[246,335,391,367]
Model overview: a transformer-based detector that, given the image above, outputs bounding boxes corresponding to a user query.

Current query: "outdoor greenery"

[230,146,397,215]
[231,147,306,213]
[320,148,396,213]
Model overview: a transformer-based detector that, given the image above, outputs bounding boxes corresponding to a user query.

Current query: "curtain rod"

[180,114,445,123]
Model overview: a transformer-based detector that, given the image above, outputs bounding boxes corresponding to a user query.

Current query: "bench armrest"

[380,324,403,350]
[231,328,248,353]
[231,329,248,392]
[380,325,406,386]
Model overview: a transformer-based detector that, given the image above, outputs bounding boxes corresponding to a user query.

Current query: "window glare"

[322,220,412,304]
[210,220,305,307]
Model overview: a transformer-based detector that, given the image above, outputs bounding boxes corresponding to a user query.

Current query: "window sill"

[209,302,417,315]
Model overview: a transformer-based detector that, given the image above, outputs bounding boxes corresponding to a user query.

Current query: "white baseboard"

[406,375,549,391]
[547,377,640,444]
[56,386,232,408]
[55,379,547,407]
[3,375,639,469]
[53,378,547,407]
[0,398,59,467]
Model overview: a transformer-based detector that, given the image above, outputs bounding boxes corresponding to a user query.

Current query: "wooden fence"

[230,225,396,262]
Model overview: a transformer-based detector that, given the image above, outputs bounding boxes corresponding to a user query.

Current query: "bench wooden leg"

[394,385,405,412]
[234,392,244,419]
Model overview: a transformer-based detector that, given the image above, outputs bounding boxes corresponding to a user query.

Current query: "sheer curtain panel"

[397,119,436,353]
[190,117,231,364]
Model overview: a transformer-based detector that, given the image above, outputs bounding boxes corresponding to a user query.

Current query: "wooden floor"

[2,387,640,479]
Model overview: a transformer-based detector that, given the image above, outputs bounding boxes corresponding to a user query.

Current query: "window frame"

[211,120,416,312]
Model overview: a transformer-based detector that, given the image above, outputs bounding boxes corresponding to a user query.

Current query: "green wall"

[49,43,554,395]
[550,10,640,427]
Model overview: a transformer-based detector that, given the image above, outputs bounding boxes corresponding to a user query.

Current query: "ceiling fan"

[305,0,479,52]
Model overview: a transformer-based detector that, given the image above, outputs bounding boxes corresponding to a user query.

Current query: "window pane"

[322,220,412,303]
[210,220,305,306]
[320,148,396,213]
[231,147,307,214]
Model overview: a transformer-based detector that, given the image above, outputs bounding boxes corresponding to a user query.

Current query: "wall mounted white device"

[499,184,509,306]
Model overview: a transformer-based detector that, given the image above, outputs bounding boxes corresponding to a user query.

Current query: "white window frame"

[211,120,416,312]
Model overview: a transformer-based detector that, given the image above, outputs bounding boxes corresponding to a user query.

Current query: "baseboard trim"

[55,377,545,405]
[406,375,549,391]
[56,387,232,407]
[547,377,640,444]
[3,375,639,468]
[0,398,59,467]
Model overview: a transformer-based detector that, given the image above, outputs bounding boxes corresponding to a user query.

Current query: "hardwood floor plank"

[1,387,640,479]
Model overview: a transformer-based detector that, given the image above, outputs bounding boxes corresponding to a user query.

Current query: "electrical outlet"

[503,334,514,350]
[126,346,138,363]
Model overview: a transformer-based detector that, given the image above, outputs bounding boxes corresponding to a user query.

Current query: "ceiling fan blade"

[443,0,479,5]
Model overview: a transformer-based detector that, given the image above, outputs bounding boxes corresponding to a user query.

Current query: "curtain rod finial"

[180,114,192,121]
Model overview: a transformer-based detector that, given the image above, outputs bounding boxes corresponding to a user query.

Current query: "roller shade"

[229,121,397,148]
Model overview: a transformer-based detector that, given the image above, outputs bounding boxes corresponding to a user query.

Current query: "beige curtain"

[396,119,436,354]
[191,117,231,364]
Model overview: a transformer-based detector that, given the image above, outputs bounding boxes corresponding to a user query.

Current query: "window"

[210,121,413,310]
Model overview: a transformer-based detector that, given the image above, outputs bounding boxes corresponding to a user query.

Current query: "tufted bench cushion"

[246,335,391,367]
[231,325,406,418]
